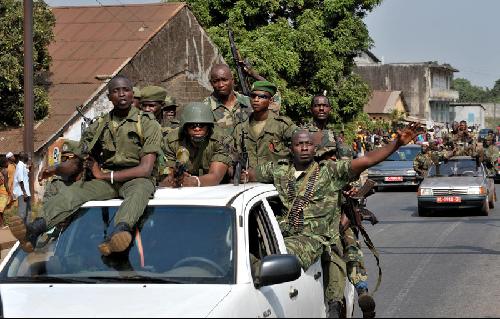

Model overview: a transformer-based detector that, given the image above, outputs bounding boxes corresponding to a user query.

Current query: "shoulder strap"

[87,115,108,151]
[136,112,145,145]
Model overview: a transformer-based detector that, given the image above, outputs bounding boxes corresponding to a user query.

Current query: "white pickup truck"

[0,183,353,317]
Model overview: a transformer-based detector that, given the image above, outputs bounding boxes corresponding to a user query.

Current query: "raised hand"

[396,122,424,146]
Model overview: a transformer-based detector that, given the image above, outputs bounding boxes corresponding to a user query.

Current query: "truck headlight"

[418,188,433,196]
[468,186,486,195]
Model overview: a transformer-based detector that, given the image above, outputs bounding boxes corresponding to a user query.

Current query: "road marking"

[384,219,463,317]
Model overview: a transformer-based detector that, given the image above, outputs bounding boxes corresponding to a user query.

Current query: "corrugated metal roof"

[364,90,407,114]
[0,2,185,154]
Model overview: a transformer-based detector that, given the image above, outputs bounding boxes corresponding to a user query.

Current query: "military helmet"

[179,102,214,129]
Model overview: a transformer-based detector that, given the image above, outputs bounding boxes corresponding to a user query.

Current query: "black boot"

[98,222,133,256]
[357,288,376,318]
[326,300,342,318]
[10,216,47,253]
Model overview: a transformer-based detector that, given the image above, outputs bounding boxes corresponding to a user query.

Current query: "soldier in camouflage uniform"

[413,143,433,176]
[233,81,297,169]
[10,76,163,256]
[246,123,421,318]
[303,95,337,160]
[203,64,252,134]
[159,102,233,187]
[480,136,498,175]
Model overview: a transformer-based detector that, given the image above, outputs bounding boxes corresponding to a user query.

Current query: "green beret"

[61,140,81,156]
[133,87,141,99]
[251,80,277,96]
[163,95,178,108]
[141,85,167,102]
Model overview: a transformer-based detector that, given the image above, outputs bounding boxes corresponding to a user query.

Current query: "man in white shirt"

[13,152,31,223]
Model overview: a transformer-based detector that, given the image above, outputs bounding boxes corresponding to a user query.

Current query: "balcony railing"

[430,88,459,101]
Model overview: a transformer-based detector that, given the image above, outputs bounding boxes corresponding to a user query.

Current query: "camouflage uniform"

[256,159,357,302]
[203,92,251,134]
[413,152,433,176]
[482,142,498,175]
[164,127,233,176]
[41,107,163,229]
[233,112,298,169]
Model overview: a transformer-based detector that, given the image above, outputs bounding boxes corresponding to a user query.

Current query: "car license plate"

[384,176,403,182]
[436,196,461,203]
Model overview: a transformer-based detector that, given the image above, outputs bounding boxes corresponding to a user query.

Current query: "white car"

[0,183,354,317]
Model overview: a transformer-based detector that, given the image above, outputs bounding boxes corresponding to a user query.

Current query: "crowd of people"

[4,63,425,318]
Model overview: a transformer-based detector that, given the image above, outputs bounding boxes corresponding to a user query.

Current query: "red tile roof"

[0,2,185,154]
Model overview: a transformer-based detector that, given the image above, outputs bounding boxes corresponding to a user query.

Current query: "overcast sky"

[45,0,499,88]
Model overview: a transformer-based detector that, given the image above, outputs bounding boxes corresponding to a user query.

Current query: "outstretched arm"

[351,122,422,176]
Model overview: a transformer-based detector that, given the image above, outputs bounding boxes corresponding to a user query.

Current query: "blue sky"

[46,0,499,88]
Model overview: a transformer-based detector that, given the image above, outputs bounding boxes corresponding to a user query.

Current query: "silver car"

[417,156,497,216]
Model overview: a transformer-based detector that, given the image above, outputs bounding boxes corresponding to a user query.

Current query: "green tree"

[0,0,55,127]
[452,78,488,103]
[174,0,381,123]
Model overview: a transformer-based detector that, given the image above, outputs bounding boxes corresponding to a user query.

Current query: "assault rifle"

[76,105,95,181]
[173,147,190,188]
[228,28,250,96]
[233,131,249,186]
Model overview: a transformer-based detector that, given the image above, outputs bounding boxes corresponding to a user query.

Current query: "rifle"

[340,178,382,294]
[228,28,250,96]
[76,105,95,181]
[173,147,190,188]
[233,131,249,186]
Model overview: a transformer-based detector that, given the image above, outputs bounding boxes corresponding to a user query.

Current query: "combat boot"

[357,287,376,318]
[98,222,133,256]
[326,300,342,318]
[9,216,47,253]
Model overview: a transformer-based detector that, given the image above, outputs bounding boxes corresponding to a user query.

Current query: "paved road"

[354,185,500,318]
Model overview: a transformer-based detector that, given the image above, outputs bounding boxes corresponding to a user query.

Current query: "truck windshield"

[385,147,421,161]
[0,205,235,284]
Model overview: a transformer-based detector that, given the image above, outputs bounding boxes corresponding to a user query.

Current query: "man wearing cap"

[132,87,141,110]
[204,64,251,134]
[161,95,180,134]
[5,152,16,207]
[140,85,167,122]
[10,75,163,256]
[232,81,297,169]
[159,102,233,187]
[38,140,84,202]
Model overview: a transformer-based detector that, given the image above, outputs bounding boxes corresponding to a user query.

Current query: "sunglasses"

[61,153,76,162]
[187,123,208,129]
[250,93,271,100]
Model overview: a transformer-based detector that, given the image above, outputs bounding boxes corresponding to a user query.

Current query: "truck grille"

[432,188,468,196]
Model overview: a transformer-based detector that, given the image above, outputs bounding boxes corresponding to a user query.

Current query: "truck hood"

[420,176,484,188]
[0,284,232,318]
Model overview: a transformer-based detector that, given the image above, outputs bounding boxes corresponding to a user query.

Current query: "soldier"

[159,102,233,187]
[303,95,337,160]
[140,85,166,123]
[204,64,251,133]
[480,136,498,175]
[245,123,420,318]
[10,76,163,256]
[161,95,180,134]
[38,140,83,202]
[132,86,141,109]
[232,81,297,169]
[413,142,433,177]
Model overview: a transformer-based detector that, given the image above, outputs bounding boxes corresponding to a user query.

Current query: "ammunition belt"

[287,165,320,231]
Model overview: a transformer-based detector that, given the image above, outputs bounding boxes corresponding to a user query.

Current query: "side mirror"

[255,254,301,288]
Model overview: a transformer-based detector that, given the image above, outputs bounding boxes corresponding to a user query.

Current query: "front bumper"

[368,175,420,187]
[418,195,487,210]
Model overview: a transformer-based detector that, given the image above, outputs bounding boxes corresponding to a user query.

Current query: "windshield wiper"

[86,276,185,284]
[2,276,99,284]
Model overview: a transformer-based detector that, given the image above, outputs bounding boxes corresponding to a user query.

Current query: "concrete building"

[0,2,224,199]
[363,90,409,121]
[450,103,486,129]
[355,62,459,126]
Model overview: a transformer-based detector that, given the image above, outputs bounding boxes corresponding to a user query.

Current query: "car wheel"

[418,204,429,217]
[481,198,490,216]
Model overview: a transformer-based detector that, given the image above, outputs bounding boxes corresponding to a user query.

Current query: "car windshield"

[0,205,235,284]
[385,147,421,161]
[428,159,483,177]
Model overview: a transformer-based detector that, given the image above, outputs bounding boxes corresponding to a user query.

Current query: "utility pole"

[23,0,34,198]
